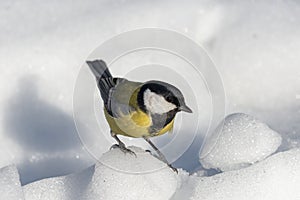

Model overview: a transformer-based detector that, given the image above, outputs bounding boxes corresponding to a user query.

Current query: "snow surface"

[0,165,24,200]
[0,0,300,198]
[190,148,300,200]
[200,113,282,171]
[7,146,300,200]
[85,147,177,200]
[24,147,177,200]
[24,166,94,200]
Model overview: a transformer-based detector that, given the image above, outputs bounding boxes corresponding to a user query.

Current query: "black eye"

[165,95,174,103]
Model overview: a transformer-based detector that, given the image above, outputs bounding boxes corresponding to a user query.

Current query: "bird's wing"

[106,79,143,118]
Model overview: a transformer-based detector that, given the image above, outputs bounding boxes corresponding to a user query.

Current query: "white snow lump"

[23,146,178,200]
[200,113,282,171]
[0,165,24,200]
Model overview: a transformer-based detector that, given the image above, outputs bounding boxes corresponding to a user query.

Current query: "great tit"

[87,60,192,171]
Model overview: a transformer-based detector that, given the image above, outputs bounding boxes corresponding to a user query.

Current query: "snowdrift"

[3,146,300,200]
[1,113,300,200]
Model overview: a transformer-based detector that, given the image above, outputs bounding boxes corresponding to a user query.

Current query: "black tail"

[86,60,112,80]
[86,60,115,106]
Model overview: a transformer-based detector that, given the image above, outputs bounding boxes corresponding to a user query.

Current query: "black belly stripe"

[149,110,176,134]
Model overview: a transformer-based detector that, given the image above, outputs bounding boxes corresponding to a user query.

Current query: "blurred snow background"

[0,0,300,196]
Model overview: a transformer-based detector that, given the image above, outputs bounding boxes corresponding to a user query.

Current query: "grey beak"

[179,105,193,113]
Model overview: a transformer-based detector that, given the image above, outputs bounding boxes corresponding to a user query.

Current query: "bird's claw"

[110,144,120,150]
[145,149,152,154]
[168,164,178,173]
[110,144,137,157]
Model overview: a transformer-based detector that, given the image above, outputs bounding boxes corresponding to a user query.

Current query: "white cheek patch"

[144,89,177,114]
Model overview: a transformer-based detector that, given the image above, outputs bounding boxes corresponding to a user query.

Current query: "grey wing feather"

[108,79,143,118]
[86,60,143,118]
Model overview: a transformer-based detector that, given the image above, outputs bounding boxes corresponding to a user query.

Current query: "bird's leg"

[143,137,178,173]
[110,132,136,156]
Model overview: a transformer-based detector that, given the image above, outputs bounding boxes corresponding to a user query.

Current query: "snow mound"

[24,166,94,200]
[23,146,177,200]
[24,175,66,200]
[200,113,282,171]
[84,146,177,200]
[191,148,300,200]
[0,165,24,200]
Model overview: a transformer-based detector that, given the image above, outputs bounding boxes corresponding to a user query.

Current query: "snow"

[190,148,300,200]
[7,146,300,200]
[24,176,67,200]
[23,147,177,200]
[208,1,300,149]
[200,113,282,171]
[85,147,177,200]
[23,166,94,200]
[0,165,24,200]
[0,0,300,199]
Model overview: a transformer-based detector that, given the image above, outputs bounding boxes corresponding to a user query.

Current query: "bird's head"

[137,81,192,115]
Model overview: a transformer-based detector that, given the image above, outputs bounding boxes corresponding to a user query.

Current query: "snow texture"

[24,166,94,200]
[191,148,300,200]
[23,147,177,200]
[200,113,282,171]
[0,0,300,197]
[0,165,24,200]
[84,146,177,200]
[8,146,300,200]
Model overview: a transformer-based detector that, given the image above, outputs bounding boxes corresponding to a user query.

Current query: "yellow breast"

[104,109,174,138]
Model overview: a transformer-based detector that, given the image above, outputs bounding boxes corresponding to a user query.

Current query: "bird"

[87,59,192,171]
